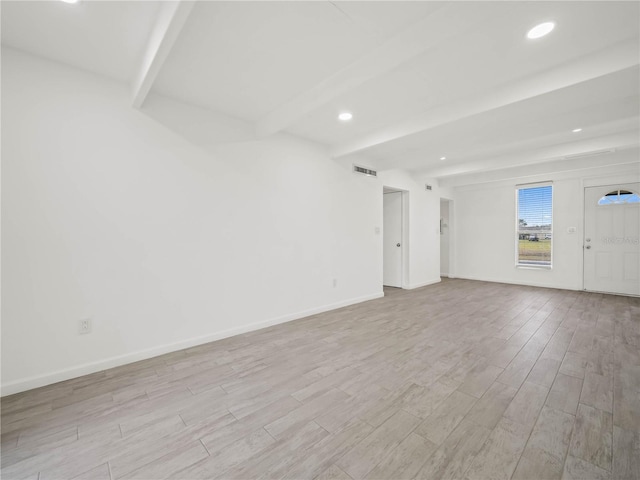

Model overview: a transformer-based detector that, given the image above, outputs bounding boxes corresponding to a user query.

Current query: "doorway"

[383,190,404,288]
[583,182,640,296]
[440,199,452,277]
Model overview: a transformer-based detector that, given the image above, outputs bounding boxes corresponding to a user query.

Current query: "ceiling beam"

[254,2,497,137]
[131,1,196,108]
[427,130,639,181]
[373,116,640,173]
[330,39,640,159]
[436,146,640,189]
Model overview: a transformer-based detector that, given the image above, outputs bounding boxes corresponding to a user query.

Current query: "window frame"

[515,182,553,269]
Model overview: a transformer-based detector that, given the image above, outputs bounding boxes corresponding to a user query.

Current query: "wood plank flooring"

[2,279,639,480]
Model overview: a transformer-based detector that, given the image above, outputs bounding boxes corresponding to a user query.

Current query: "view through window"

[517,184,552,266]
[597,190,640,205]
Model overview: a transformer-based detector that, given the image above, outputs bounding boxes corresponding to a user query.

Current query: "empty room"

[1,1,639,479]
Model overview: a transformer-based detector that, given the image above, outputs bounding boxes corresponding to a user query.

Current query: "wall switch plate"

[333,278,338,287]
[567,227,577,234]
[78,318,92,334]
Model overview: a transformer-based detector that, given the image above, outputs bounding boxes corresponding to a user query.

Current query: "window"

[597,189,640,205]
[516,183,552,267]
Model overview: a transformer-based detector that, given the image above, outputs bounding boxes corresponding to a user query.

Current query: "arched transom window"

[597,190,640,205]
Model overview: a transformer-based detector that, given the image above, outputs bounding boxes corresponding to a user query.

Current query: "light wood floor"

[2,279,639,480]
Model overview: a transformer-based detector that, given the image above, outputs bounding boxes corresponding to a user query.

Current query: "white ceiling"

[153,1,442,120]
[1,0,160,82]
[2,1,639,182]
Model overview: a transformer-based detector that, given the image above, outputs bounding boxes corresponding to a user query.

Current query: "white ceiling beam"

[436,146,640,189]
[131,1,196,108]
[255,2,498,137]
[330,39,640,159]
[427,130,639,181]
[377,116,640,173]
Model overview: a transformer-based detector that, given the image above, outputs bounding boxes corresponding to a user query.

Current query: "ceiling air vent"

[562,148,616,160]
[353,165,377,177]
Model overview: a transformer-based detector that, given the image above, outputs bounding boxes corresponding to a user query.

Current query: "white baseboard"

[453,274,580,291]
[404,278,441,290]
[1,291,384,396]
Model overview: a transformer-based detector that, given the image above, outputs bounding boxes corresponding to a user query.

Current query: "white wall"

[1,48,385,394]
[377,170,442,289]
[452,158,640,290]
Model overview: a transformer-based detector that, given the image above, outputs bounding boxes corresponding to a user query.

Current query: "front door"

[583,183,640,296]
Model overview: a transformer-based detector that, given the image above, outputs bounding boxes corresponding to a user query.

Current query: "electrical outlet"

[78,318,92,334]
[333,278,338,288]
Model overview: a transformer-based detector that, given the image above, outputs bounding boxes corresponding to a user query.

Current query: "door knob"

[585,245,591,249]
[396,243,401,247]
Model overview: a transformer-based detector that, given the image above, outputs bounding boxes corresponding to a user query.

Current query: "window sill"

[516,264,552,270]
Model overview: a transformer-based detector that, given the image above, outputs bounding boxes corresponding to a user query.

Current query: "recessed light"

[572,128,583,133]
[60,0,79,3]
[527,22,555,39]
[338,112,353,121]
[440,156,447,161]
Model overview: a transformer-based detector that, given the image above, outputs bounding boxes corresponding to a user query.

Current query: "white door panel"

[584,183,640,296]
[383,192,402,288]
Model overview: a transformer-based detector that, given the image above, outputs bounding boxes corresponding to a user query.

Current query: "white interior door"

[383,191,403,287]
[440,199,450,276]
[584,183,640,296]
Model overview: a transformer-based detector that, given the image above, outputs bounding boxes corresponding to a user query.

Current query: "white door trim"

[383,190,403,288]
[383,188,411,289]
